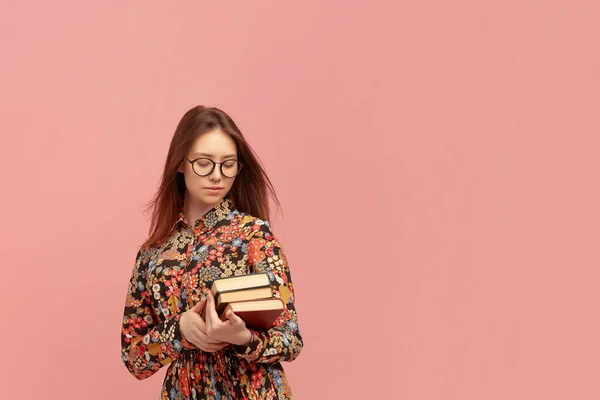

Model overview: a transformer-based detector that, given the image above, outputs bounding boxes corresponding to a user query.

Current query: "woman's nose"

[209,166,223,180]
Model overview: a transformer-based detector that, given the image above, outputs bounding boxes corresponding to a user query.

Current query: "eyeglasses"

[186,157,243,178]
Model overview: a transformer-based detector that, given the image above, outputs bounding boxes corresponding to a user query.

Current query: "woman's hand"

[204,290,252,347]
[180,298,228,352]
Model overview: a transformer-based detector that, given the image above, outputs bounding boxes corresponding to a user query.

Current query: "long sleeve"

[234,220,304,364]
[120,248,195,380]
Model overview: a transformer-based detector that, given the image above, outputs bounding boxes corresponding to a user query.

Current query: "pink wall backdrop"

[1,1,599,399]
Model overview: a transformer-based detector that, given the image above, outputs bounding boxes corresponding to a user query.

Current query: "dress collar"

[174,198,236,231]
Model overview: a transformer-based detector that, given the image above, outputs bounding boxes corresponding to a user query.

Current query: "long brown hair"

[141,106,280,249]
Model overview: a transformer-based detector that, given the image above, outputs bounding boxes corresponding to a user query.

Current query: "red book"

[220,298,284,330]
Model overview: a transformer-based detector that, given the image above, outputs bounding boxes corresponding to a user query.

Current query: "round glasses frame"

[186,157,243,178]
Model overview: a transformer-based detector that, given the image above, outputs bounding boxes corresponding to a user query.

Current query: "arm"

[233,220,304,364]
[120,248,195,380]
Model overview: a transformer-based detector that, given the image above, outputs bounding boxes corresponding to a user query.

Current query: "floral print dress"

[120,199,303,399]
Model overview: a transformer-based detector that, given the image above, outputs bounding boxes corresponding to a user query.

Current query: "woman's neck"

[182,193,213,226]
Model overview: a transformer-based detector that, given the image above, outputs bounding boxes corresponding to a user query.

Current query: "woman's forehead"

[189,129,237,157]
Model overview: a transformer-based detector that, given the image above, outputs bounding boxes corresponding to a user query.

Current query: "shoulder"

[237,213,276,238]
[237,212,271,229]
[136,244,161,265]
[138,225,187,260]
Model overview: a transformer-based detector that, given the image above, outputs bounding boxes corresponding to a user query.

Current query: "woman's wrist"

[234,328,252,347]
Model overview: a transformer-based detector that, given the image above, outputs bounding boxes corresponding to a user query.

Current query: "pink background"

[1,1,599,399]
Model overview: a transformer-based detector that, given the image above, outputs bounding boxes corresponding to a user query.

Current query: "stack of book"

[204,272,284,330]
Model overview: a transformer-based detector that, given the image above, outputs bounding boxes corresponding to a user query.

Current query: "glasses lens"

[221,160,240,178]
[192,158,214,176]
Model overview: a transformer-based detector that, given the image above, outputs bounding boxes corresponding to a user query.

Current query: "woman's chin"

[194,194,224,207]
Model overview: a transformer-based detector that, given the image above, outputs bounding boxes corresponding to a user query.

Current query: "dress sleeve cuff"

[173,314,196,350]
[233,330,263,360]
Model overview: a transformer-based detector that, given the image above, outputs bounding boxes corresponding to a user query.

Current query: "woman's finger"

[197,342,219,352]
[225,310,245,326]
[205,291,221,328]
[191,298,206,314]
[190,312,207,333]
[197,329,225,345]
[195,337,226,352]
[191,334,221,350]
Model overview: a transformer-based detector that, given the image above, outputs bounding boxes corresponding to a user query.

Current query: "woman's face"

[179,129,238,210]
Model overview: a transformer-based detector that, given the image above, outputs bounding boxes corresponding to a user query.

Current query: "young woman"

[120,106,303,400]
